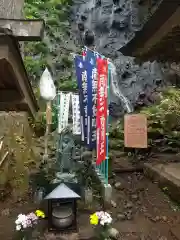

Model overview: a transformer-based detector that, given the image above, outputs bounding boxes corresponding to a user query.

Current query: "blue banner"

[84,48,98,149]
[74,55,88,143]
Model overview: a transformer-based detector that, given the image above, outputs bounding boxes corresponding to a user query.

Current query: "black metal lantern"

[45,183,81,232]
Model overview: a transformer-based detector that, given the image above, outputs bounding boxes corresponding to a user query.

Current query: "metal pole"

[105,62,110,185]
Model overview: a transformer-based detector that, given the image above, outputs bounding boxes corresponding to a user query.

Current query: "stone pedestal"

[103,183,112,204]
[84,188,93,204]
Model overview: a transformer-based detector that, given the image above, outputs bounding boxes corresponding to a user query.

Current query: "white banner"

[71,93,81,135]
[58,92,71,133]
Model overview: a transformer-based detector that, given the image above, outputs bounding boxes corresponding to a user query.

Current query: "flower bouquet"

[90,211,112,240]
[15,210,45,240]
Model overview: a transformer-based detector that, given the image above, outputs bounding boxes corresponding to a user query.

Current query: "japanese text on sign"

[82,70,88,126]
[96,58,108,165]
[92,67,97,141]
[124,114,147,148]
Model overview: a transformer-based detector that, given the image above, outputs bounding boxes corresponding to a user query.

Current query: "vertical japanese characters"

[85,48,98,149]
[82,70,88,129]
[58,92,71,133]
[96,58,108,165]
[91,67,97,144]
[74,50,108,164]
[74,56,88,142]
[72,94,81,135]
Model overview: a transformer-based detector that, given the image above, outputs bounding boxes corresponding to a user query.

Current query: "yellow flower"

[90,213,98,225]
[35,210,45,218]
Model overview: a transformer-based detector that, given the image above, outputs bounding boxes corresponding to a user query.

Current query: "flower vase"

[21,234,31,240]
[22,237,28,240]
[96,225,110,240]
[19,230,32,240]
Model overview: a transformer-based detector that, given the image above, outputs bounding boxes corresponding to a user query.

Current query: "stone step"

[144,162,180,204]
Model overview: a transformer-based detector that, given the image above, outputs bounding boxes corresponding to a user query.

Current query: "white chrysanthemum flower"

[105,217,112,224]
[22,221,28,228]
[16,225,21,231]
[94,211,112,226]
[96,211,104,218]
[97,211,112,225]
[100,220,105,225]
[17,214,27,223]
[15,219,20,225]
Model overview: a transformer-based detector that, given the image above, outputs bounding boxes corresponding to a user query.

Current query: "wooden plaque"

[124,114,147,148]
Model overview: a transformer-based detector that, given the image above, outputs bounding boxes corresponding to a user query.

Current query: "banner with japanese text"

[84,48,98,149]
[71,93,81,135]
[74,55,87,142]
[96,58,108,165]
[58,92,70,133]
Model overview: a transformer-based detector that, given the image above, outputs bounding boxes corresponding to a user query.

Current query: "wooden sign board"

[0,18,45,41]
[124,114,147,148]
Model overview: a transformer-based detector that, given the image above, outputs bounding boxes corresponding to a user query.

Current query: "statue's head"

[78,22,85,32]
[83,29,95,46]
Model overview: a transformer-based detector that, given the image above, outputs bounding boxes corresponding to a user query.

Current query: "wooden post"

[43,101,52,162]
[0,0,24,19]
[46,101,52,125]
[0,0,45,41]
[0,19,45,41]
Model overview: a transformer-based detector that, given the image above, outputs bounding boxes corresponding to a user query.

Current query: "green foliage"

[61,55,73,68]
[59,80,78,91]
[24,3,41,19]
[29,103,58,136]
[41,104,58,131]
[50,0,73,6]
[34,42,49,54]
[109,87,180,153]
[46,17,60,26]
[28,112,46,136]
[24,56,47,79]
[141,87,180,131]
[23,0,77,93]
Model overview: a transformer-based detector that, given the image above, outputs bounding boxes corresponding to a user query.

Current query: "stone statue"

[57,126,75,172]
[53,126,77,184]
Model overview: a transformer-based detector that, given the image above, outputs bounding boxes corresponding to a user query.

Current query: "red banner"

[96,58,108,165]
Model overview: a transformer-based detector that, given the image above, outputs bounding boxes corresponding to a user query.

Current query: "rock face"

[71,0,176,116]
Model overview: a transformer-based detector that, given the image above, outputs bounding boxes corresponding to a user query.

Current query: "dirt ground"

[110,172,180,240]
[0,193,36,240]
[0,170,180,240]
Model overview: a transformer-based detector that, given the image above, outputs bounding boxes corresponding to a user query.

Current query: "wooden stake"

[0,151,9,168]
[46,101,52,125]
[43,101,52,162]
